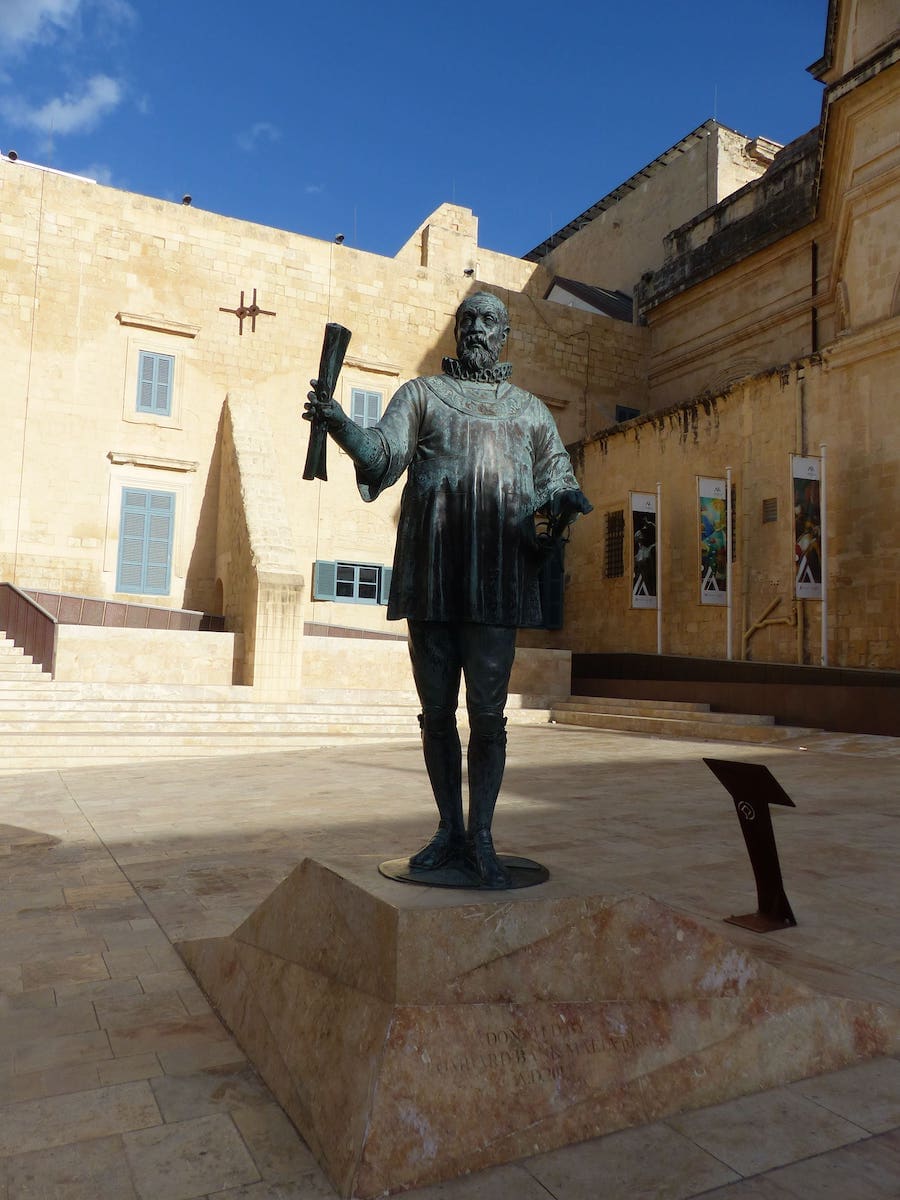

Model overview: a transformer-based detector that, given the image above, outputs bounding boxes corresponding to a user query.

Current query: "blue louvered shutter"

[378,567,392,605]
[117,488,175,594]
[137,351,174,415]
[350,388,381,429]
[313,560,337,600]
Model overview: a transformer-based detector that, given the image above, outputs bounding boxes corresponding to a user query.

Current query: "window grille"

[604,510,625,578]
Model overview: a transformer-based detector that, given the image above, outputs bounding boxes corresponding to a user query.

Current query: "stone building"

[0,171,648,692]
[536,0,899,676]
[1,0,896,697]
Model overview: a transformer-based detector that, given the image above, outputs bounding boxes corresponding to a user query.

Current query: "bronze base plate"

[378,854,549,890]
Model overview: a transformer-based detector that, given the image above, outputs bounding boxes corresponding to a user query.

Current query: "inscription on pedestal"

[428,1014,646,1089]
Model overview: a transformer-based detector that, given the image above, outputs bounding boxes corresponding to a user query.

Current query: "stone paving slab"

[0,724,897,1198]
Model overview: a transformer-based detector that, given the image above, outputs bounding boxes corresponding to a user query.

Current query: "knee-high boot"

[466,713,511,889]
[409,712,465,869]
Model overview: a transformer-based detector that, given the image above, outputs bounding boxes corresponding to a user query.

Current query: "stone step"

[550,708,819,744]
[554,698,774,727]
[0,679,254,700]
[0,698,550,723]
[0,707,552,736]
[0,727,426,746]
[0,645,35,659]
[0,699,424,718]
[556,695,710,714]
[0,638,46,670]
[0,678,554,705]
[0,735,423,773]
[0,720,424,739]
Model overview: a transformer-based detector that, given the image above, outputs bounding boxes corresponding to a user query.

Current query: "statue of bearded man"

[305,291,591,887]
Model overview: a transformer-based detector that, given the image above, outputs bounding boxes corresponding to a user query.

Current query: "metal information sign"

[704,758,797,932]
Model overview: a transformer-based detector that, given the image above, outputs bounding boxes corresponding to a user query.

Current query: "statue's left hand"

[548,489,593,521]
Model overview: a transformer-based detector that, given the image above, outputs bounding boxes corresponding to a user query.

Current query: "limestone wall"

[53,626,235,685]
[300,636,571,702]
[0,163,643,648]
[821,0,899,83]
[550,337,900,669]
[217,394,305,693]
[535,124,771,299]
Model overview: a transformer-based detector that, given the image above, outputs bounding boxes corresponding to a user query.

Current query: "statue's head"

[454,292,509,374]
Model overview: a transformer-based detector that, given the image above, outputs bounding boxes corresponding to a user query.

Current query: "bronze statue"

[304,292,591,887]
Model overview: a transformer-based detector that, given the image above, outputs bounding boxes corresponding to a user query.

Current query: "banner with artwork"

[698,477,728,606]
[792,455,822,600]
[630,492,657,609]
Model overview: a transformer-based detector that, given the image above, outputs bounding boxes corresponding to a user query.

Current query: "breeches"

[407,620,517,730]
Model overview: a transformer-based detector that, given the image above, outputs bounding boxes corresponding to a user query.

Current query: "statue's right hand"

[303,379,346,430]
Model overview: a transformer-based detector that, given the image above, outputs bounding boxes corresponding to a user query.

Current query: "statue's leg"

[407,621,465,869]
[461,624,517,889]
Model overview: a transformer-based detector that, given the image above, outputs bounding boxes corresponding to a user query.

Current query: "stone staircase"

[549,695,821,744]
[0,636,52,683]
[0,636,552,774]
[0,636,819,774]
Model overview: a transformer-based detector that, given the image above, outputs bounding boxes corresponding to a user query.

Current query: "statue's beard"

[458,340,499,373]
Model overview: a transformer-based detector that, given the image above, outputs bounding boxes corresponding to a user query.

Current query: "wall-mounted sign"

[630,492,657,610]
[791,455,822,600]
[698,477,728,606]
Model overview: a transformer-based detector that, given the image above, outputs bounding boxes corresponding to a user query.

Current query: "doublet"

[357,372,578,627]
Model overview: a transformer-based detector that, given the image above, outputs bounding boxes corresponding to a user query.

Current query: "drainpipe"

[656,481,662,655]
[811,241,819,354]
[726,466,733,660]
[820,442,828,665]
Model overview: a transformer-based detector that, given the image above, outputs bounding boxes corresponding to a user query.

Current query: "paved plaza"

[1,722,899,1199]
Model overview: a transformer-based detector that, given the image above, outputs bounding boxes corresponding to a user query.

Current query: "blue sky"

[1,0,827,259]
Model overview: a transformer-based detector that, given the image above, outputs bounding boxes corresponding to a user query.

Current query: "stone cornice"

[117,312,200,338]
[108,451,198,472]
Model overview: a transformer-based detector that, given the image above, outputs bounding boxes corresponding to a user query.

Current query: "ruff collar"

[442,357,513,383]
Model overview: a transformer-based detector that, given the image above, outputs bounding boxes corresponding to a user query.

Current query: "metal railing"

[0,583,58,675]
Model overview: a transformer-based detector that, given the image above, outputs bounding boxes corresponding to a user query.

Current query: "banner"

[792,455,822,600]
[698,477,728,606]
[630,492,657,609]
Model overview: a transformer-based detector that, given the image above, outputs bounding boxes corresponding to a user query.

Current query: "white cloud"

[305,183,324,195]
[0,0,82,51]
[2,73,122,134]
[75,161,114,184]
[0,0,136,51]
[236,121,281,153]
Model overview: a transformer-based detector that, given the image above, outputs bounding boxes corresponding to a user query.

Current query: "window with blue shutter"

[137,351,175,416]
[313,560,338,600]
[116,488,175,595]
[350,388,382,429]
[313,560,389,605]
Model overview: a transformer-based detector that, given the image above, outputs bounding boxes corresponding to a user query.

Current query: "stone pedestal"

[178,858,898,1199]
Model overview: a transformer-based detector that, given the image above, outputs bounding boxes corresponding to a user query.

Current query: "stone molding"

[116,311,200,338]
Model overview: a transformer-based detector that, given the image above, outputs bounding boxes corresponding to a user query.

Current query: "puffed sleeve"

[530,401,580,511]
[357,380,426,502]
